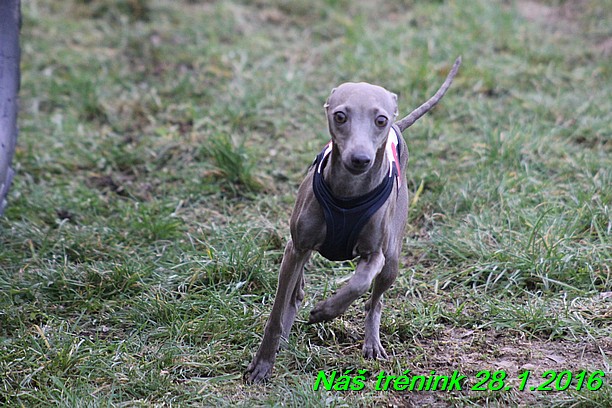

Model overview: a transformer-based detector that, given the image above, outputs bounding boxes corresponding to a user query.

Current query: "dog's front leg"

[308,251,385,323]
[246,240,311,383]
[363,255,399,359]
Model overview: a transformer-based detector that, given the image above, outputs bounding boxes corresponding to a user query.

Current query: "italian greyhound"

[246,57,462,383]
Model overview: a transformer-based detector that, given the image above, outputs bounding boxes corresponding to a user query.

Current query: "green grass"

[1,0,610,406]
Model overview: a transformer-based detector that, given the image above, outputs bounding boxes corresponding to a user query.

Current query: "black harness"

[312,127,401,261]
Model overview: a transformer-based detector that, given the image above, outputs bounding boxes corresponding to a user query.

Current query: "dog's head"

[324,82,398,175]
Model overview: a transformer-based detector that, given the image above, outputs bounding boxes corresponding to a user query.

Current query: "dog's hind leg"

[246,241,311,383]
[281,272,305,341]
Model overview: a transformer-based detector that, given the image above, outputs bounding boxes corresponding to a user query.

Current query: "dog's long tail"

[395,56,462,133]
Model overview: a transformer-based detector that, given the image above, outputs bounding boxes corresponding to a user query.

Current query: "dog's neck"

[323,143,389,198]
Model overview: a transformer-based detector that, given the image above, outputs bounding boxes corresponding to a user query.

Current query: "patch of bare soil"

[517,0,587,29]
[517,0,612,56]
[595,37,612,57]
[389,328,610,407]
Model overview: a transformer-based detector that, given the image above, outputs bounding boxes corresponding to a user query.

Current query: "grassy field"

[1,0,610,406]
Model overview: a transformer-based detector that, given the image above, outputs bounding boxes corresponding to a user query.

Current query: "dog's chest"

[311,127,402,261]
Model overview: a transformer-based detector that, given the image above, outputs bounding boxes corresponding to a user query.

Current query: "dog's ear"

[389,91,398,118]
[323,88,337,110]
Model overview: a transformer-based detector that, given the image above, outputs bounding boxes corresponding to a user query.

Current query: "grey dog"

[246,57,461,383]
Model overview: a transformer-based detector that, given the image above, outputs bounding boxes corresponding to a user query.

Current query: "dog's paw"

[245,359,273,384]
[362,340,388,360]
[308,301,335,324]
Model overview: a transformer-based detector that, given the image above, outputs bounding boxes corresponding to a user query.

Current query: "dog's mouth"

[343,161,371,175]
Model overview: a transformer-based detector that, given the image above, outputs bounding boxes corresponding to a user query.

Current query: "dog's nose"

[350,153,371,169]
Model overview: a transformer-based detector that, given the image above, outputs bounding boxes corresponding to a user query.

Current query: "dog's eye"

[334,111,347,124]
[375,115,388,127]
